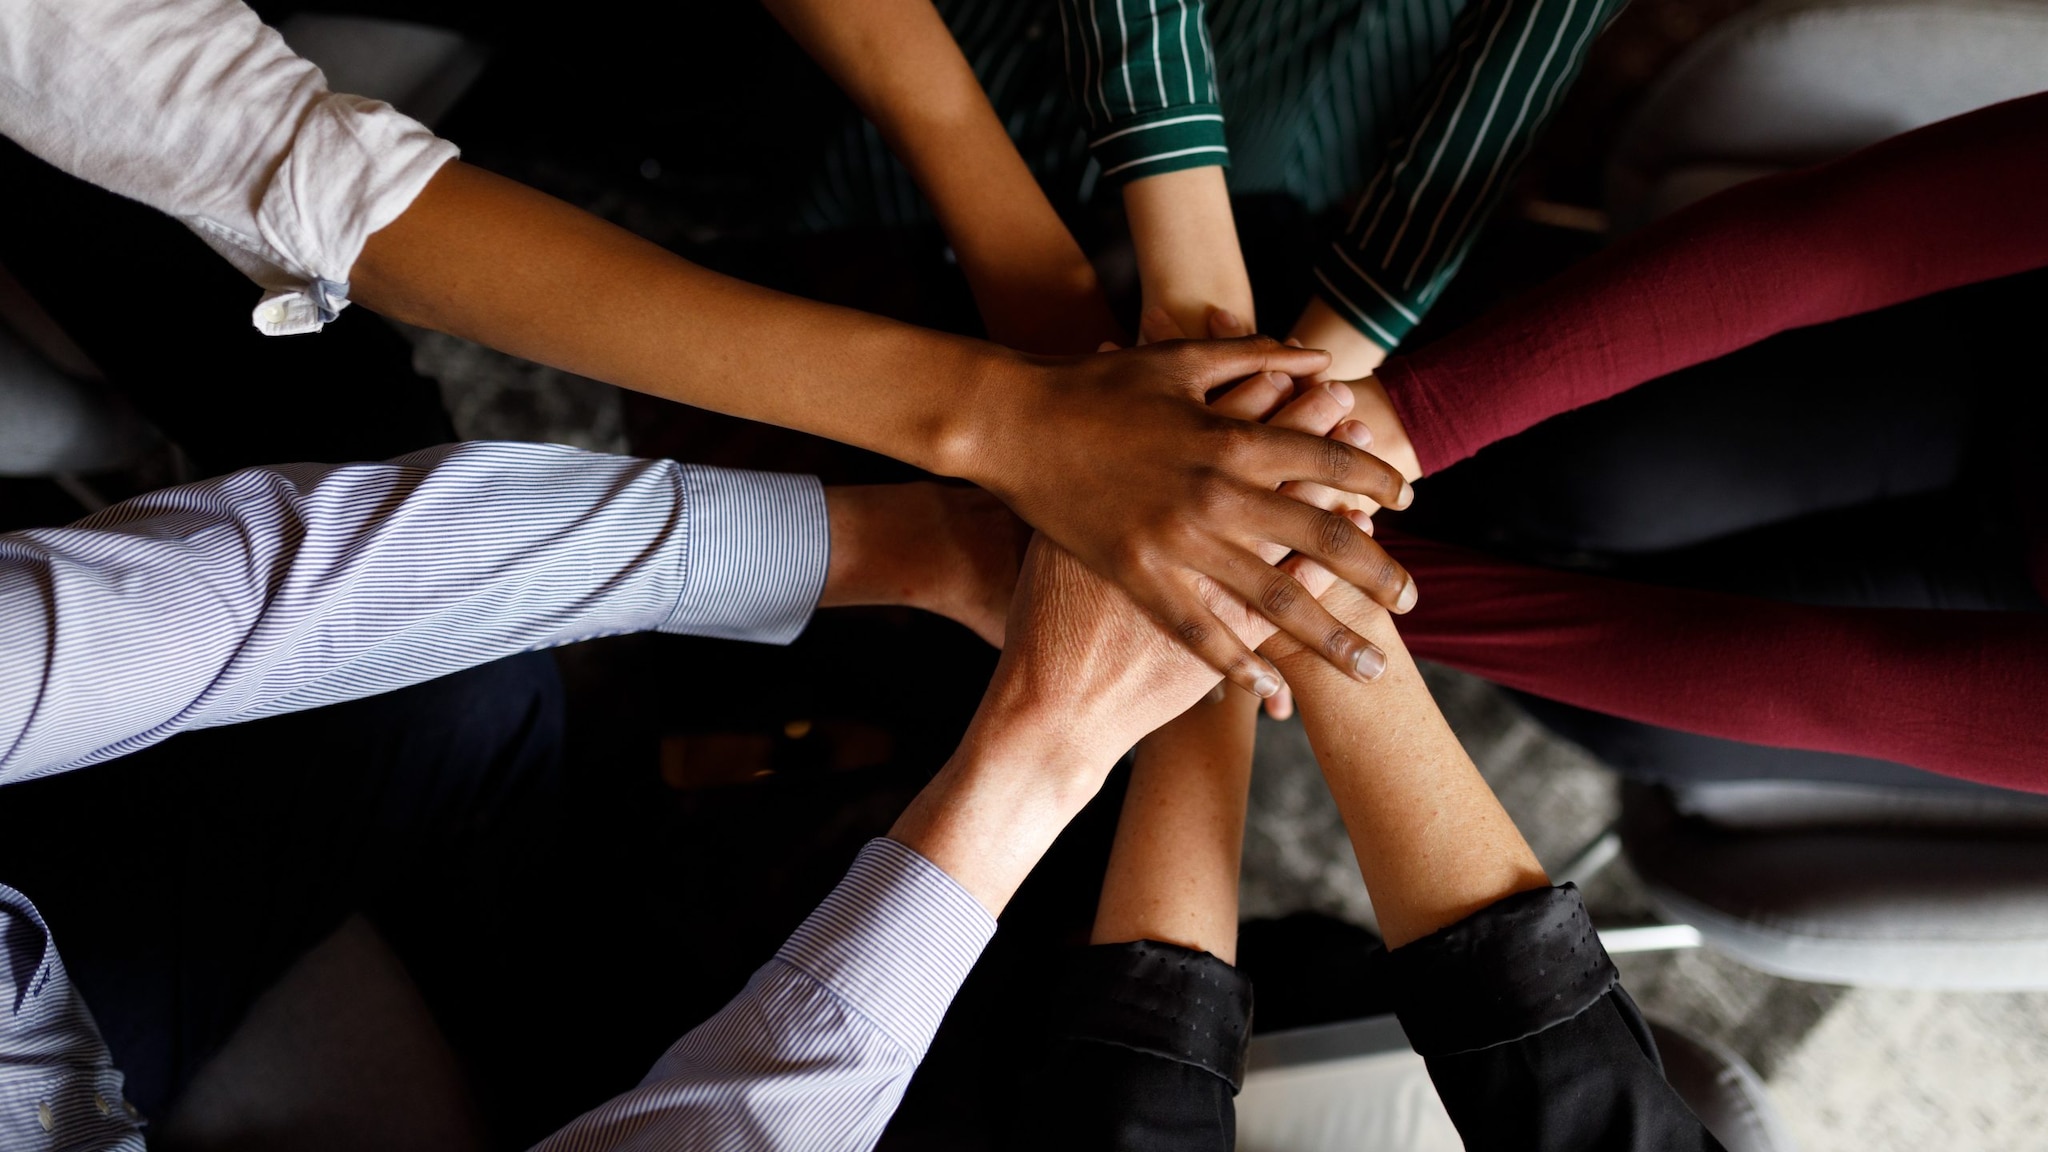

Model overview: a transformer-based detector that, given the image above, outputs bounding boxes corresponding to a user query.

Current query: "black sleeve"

[1385,885,1725,1152]
[1001,939,1251,1152]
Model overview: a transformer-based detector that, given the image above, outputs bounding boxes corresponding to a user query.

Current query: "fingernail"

[1285,337,1304,348]
[1213,308,1239,330]
[1324,380,1356,409]
[1395,578,1419,613]
[1352,510,1375,536]
[1335,419,1373,448]
[1251,672,1281,698]
[1395,481,1415,510]
[1353,643,1388,681]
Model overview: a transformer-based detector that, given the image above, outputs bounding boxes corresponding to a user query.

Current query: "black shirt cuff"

[1059,939,1254,1090]
[1384,884,1618,1058]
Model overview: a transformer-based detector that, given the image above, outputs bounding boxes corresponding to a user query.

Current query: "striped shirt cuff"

[1091,105,1231,186]
[1312,244,1425,351]
[776,839,997,1055]
[668,466,829,645]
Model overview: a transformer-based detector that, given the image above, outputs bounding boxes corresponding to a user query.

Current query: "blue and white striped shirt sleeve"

[0,441,829,788]
[533,838,996,1152]
[0,885,146,1152]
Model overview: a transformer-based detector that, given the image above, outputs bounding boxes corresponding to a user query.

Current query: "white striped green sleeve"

[1057,0,1229,185]
[1317,0,1627,348]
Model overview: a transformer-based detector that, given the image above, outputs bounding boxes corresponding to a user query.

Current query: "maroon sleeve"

[1379,93,2048,475]
[1381,529,2048,793]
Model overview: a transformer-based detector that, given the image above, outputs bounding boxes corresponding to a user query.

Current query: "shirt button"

[96,1093,113,1116]
[261,302,288,325]
[35,1100,54,1132]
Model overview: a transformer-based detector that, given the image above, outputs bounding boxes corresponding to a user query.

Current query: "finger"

[1209,371,1293,422]
[1097,340,1122,353]
[1278,478,1380,519]
[1139,305,1187,346]
[1178,335,1333,385]
[1207,308,1253,340]
[1255,494,1418,614]
[1277,421,1380,514]
[1214,547,1389,682]
[1158,585,1288,699]
[1245,424,1412,510]
[1263,380,1357,440]
[1263,678,1294,720]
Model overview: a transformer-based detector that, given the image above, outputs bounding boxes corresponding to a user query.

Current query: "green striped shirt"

[1057,0,1230,184]
[799,0,1624,353]
[1313,0,1628,347]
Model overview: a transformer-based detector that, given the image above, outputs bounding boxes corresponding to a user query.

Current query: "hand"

[821,483,1028,646]
[975,383,1381,772]
[886,383,1376,916]
[1288,297,1421,482]
[966,337,1416,700]
[1132,305,1387,720]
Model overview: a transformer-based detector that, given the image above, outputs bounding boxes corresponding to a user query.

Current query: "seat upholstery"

[1622,782,2048,990]
[1606,0,2048,227]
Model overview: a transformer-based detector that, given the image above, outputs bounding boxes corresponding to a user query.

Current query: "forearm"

[1378,92,2048,475]
[821,483,1018,647]
[1381,526,2048,792]
[1123,167,1255,337]
[0,444,828,784]
[888,710,1107,916]
[351,162,1012,474]
[1315,0,1625,353]
[1090,685,1258,961]
[1268,591,1545,947]
[762,0,1119,352]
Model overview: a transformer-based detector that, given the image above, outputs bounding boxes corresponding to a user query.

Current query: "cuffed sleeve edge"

[1091,106,1230,186]
[1058,939,1253,1090]
[1386,884,1618,1058]
[666,467,828,645]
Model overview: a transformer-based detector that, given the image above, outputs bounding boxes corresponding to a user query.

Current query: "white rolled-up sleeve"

[0,0,458,334]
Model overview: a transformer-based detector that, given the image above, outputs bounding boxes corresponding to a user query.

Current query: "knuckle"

[1109,536,1154,575]
[1316,435,1356,483]
[1192,473,1239,518]
[1312,510,1358,558]
[1368,551,1405,594]
[1175,616,1212,648]
[1258,570,1301,617]
[1215,423,1265,472]
[1321,623,1356,658]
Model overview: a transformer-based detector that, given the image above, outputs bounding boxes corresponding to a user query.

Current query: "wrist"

[1123,167,1255,336]
[938,349,1044,486]
[921,342,1032,481]
[887,711,1111,915]
[1350,375,1423,481]
[1291,295,1390,378]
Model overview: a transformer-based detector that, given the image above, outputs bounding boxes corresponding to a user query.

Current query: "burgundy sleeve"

[1378,93,2048,475]
[1380,529,2048,793]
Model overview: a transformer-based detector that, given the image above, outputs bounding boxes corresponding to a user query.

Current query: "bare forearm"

[822,483,1019,647]
[888,717,1101,915]
[762,0,1118,352]
[1268,593,1545,947]
[1090,686,1258,961]
[1123,167,1255,336]
[351,162,1007,474]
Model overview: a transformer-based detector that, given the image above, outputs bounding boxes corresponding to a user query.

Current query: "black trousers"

[0,653,566,1125]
